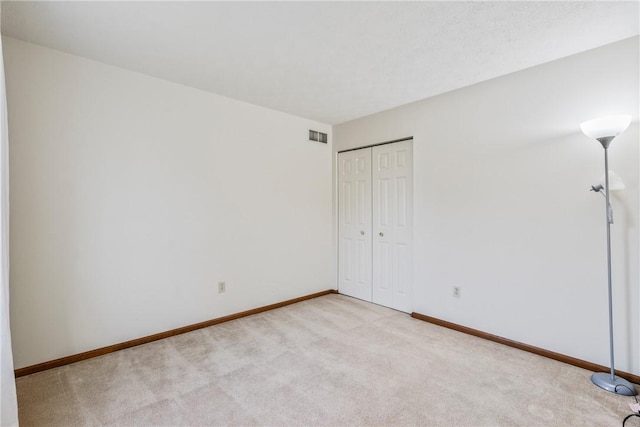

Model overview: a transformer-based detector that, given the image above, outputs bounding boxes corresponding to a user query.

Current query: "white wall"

[3,37,333,369]
[334,37,640,374]
[0,8,19,427]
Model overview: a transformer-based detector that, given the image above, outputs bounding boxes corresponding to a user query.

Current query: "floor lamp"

[580,115,636,396]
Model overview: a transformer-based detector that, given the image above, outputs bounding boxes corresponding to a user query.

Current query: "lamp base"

[591,372,637,396]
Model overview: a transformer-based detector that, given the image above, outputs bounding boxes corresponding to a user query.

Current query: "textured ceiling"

[2,1,639,125]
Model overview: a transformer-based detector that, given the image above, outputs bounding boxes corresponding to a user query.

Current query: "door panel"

[372,141,413,312]
[338,148,372,302]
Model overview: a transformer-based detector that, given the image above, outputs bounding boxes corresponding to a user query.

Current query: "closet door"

[372,141,413,312]
[338,148,372,302]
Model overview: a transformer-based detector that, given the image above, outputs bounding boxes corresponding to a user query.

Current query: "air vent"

[309,130,328,144]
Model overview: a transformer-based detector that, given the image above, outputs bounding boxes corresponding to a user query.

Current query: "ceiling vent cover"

[309,130,328,144]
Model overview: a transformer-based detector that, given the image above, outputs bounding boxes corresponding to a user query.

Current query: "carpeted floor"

[15,294,638,426]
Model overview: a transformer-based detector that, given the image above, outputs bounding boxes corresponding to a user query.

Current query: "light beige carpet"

[15,294,637,426]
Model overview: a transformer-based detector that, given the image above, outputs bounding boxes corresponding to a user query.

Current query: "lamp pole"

[602,143,615,384]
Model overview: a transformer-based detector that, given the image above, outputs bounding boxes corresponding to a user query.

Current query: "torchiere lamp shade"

[581,115,631,140]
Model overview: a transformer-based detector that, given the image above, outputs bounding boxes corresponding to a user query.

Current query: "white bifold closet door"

[338,140,413,313]
[338,148,373,302]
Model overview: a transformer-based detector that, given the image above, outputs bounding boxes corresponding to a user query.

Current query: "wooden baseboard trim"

[411,312,640,385]
[15,289,338,378]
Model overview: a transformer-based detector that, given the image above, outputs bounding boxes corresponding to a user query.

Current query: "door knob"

[360,231,365,235]
[379,232,384,237]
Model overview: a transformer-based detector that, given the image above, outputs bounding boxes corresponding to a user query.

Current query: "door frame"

[337,136,413,154]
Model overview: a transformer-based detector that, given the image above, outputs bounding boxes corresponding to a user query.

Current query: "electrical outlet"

[453,286,461,298]
[218,281,226,293]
